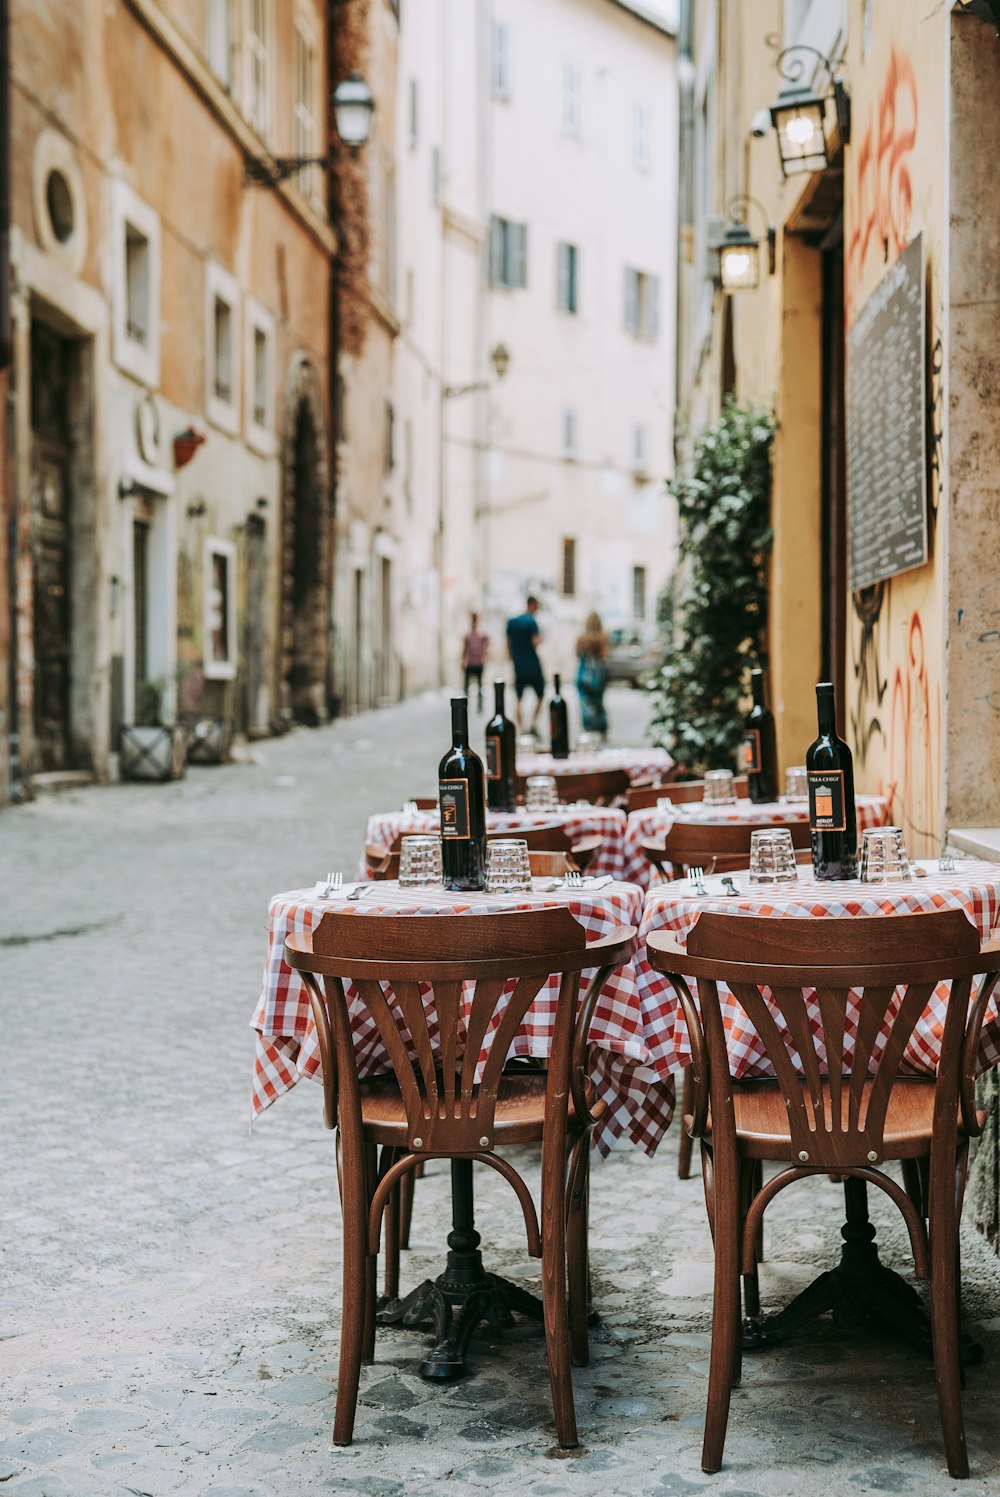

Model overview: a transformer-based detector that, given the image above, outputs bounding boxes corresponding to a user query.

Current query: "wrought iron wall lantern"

[245,71,375,189]
[769,45,851,177]
[716,197,776,293]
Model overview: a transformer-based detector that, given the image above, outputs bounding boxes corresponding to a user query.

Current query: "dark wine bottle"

[439,697,487,891]
[807,682,858,880]
[485,680,517,812]
[549,672,570,759]
[744,667,779,803]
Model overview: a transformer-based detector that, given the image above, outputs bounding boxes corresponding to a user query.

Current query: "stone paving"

[3,687,1000,1496]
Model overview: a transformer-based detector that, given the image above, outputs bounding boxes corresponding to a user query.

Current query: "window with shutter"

[206,0,233,89]
[624,266,639,332]
[648,275,660,340]
[562,408,580,460]
[489,216,529,289]
[633,423,648,472]
[492,22,511,99]
[562,538,577,596]
[514,222,528,288]
[556,242,577,312]
[634,103,650,167]
[409,79,419,147]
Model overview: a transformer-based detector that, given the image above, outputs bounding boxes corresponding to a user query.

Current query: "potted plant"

[120,677,188,782]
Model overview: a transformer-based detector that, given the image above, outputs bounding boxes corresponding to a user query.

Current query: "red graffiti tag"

[846,48,919,326]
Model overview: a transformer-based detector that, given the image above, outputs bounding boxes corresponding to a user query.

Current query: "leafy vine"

[648,401,776,771]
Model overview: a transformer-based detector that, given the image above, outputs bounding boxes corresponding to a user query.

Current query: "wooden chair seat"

[692,1077,984,1161]
[359,1069,583,1146]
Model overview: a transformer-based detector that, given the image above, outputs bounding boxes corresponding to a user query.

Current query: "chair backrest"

[527,849,575,877]
[674,910,997,1170]
[550,768,631,805]
[639,777,750,806]
[410,796,438,811]
[625,781,671,813]
[657,817,811,874]
[365,843,398,879]
[305,908,592,1152]
[487,823,574,854]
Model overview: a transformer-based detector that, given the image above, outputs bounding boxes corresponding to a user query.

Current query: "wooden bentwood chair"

[285,907,637,1449]
[516,767,631,806]
[647,909,1000,1479]
[641,819,812,1183]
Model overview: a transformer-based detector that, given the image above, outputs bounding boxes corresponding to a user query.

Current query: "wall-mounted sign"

[846,232,928,593]
[136,391,161,467]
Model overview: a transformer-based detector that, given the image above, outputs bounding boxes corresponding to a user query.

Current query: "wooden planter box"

[184,714,233,765]
[120,724,188,782]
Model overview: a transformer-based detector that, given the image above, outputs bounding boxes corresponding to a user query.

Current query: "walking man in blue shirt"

[506,595,544,733]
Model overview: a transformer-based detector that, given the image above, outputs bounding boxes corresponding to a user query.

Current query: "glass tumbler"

[860,827,911,883]
[748,828,799,884]
[525,774,559,810]
[703,769,737,805]
[783,765,809,802]
[484,838,533,894]
[398,834,443,888]
[575,732,601,753]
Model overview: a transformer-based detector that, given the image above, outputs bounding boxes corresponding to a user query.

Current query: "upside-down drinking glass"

[484,838,533,894]
[783,765,809,802]
[398,834,444,888]
[748,828,799,884]
[703,769,737,805]
[525,774,559,810]
[860,827,910,883]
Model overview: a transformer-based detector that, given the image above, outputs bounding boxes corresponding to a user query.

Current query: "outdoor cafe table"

[621,792,892,888]
[515,745,673,784]
[252,876,673,1157]
[632,858,1000,1082]
[363,805,629,879]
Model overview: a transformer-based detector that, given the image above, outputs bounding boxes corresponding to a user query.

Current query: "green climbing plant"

[648,400,776,772]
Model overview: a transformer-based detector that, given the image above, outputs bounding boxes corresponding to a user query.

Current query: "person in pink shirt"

[461,612,490,710]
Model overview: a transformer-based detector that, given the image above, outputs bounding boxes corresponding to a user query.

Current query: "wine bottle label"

[744,730,761,772]
[485,738,500,780]
[439,778,471,839]
[808,770,847,832]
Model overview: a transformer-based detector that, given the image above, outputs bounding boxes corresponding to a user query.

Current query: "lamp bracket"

[775,43,845,92]
[244,152,341,189]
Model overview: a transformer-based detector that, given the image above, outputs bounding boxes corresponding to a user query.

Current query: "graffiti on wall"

[845,48,919,326]
[850,582,888,768]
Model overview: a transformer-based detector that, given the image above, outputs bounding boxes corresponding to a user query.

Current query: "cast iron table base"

[742,1177,984,1365]
[377,1158,544,1381]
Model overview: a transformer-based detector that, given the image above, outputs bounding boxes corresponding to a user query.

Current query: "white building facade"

[394,0,678,696]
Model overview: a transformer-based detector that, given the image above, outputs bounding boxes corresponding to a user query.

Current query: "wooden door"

[30,323,72,771]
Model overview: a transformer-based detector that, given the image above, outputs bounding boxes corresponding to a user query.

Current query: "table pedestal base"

[742,1178,983,1365]
[376,1158,544,1381]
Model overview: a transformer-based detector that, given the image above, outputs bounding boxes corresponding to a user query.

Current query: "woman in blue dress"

[576,612,610,739]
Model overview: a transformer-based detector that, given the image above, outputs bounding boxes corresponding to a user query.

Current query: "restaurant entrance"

[820,214,847,729]
[30,321,74,772]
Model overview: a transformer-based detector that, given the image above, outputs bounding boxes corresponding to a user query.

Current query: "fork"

[689,865,709,897]
[321,871,343,898]
[564,870,583,889]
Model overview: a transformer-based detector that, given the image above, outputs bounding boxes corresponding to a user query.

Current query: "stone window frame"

[244,296,276,454]
[205,259,241,436]
[111,178,161,388]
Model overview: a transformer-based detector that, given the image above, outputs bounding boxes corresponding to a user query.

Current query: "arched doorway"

[278,356,330,725]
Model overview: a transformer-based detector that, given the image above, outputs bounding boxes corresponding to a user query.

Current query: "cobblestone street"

[3,688,1000,1496]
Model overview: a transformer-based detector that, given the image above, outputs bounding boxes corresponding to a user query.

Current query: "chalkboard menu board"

[846,233,928,593]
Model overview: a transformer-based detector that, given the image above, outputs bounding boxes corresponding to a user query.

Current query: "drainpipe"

[674,0,695,470]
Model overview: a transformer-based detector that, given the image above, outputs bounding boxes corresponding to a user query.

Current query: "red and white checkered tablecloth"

[363,806,628,879]
[516,747,673,784]
[622,794,892,888]
[633,860,1000,1082]
[252,878,674,1156]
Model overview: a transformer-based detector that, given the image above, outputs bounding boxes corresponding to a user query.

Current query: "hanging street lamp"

[769,46,851,178]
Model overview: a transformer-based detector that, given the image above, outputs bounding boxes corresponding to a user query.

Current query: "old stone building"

[1,0,338,802]
[675,0,1000,851]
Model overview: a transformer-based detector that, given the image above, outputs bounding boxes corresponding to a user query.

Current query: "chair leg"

[701,1147,741,1474]
[399,1165,415,1250]
[902,1158,924,1218]
[928,1163,969,1478]
[542,1136,578,1448]
[362,1144,378,1365]
[332,1142,372,1446]
[677,1067,695,1179]
[383,1177,401,1302]
[566,1139,590,1368]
